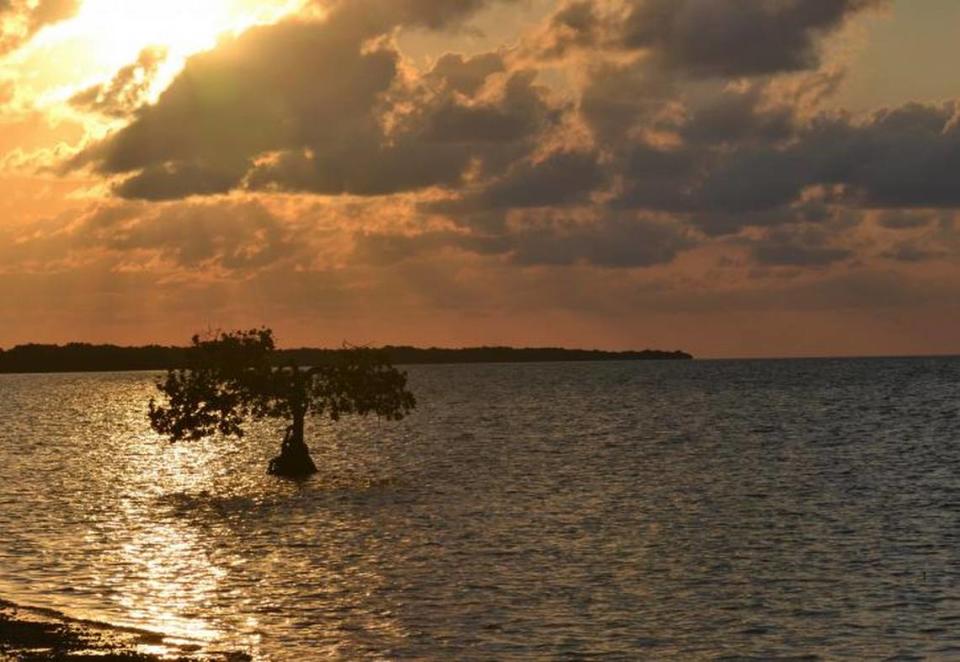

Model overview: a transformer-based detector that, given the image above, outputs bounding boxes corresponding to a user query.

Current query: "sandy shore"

[0,600,251,661]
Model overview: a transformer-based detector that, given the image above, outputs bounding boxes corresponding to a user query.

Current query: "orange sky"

[1,0,959,358]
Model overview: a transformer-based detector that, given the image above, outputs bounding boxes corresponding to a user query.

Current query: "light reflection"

[4,373,415,658]
[101,432,229,647]
[95,412,412,658]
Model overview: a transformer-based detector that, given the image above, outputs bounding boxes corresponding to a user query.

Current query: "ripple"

[2,359,960,659]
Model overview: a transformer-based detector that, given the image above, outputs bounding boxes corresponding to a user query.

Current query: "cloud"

[876,211,939,230]
[57,0,960,248]
[747,224,853,267]
[539,0,881,78]
[509,214,693,267]
[355,213,692,268]
[0,198,306,274]
[427,52,505,95]
[680,83,795,146]
[70,47,168,118]
[0,0,80,54]
[331,0,518,32]
[70,13,399,198]
[75,199,302,271]
[420,70,557,144]
[70,3,559,200]
[610,98,960,233]
[64,0,960,258]
[619,0,881,78]
[880,242,944,263]
[431,149,606,216]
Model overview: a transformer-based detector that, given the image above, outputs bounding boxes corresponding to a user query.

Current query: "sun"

[71,0,263,67]
[5,0,304,111]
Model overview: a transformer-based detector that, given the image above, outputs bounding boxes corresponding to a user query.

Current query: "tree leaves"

[148,328,416,443]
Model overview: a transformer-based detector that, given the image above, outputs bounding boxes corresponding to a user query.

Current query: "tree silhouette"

[148,329,416,477]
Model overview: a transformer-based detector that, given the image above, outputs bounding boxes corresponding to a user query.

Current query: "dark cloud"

[611,101,960,233]
[509,215,692,267]
[578,61,676,144]
[880,242,944,263]
[541,0,880,78]
[876,211,938,230]
[687,201,836,237]
[431,149,606,217]
[480,150,604,208]
[421,71,554,144]
[71,14,398,198]
[822,103,960,208]
[748,225,853,267]
[680,83,794,146]
[620,0,880,78]
[245,67,556,196]
[71,4,557,200]
[114,160,249,200]
[355,214,691,269]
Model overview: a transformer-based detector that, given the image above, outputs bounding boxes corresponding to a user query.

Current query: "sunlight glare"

[75,0,247,66]
[9,0,304,110]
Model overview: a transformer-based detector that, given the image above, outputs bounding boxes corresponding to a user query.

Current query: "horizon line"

[2,340,959,363]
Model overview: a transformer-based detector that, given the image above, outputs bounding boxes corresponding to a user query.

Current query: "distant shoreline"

[0,344,693,375]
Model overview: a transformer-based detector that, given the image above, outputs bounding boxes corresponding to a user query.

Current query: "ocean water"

[1,358,960,660]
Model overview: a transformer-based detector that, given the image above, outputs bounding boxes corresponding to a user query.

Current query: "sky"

[0,0,959,358]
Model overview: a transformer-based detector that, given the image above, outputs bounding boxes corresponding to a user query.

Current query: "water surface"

[1,358,959,659]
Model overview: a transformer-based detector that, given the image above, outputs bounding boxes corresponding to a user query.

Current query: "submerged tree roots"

[268,425,318,478]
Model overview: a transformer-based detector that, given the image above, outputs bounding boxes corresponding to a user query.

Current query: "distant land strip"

[0,343,693,374]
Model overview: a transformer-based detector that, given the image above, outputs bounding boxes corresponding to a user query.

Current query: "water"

[1,358,960,659]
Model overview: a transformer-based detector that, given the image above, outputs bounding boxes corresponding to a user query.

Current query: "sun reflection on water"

[75,402,412,658]
[96,431,230,646]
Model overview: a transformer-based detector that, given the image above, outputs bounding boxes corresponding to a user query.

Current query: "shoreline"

[0,599,250,661]
[0,344,693,375]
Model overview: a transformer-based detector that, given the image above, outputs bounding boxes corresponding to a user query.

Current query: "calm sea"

[1,358,960,659]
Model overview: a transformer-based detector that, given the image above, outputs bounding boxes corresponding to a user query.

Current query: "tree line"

[0,342,692,374]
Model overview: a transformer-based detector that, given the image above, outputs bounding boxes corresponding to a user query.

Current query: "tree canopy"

[148,329,416,477]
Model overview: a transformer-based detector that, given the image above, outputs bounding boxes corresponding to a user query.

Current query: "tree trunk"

[268,409,318,478]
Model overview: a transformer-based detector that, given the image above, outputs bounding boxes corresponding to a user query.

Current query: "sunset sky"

[1,0,959,358]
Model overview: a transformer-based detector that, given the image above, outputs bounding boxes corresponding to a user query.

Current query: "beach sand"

[0,600,250,661]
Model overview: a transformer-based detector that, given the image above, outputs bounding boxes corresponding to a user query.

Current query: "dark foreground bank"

[0,600,249,661]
